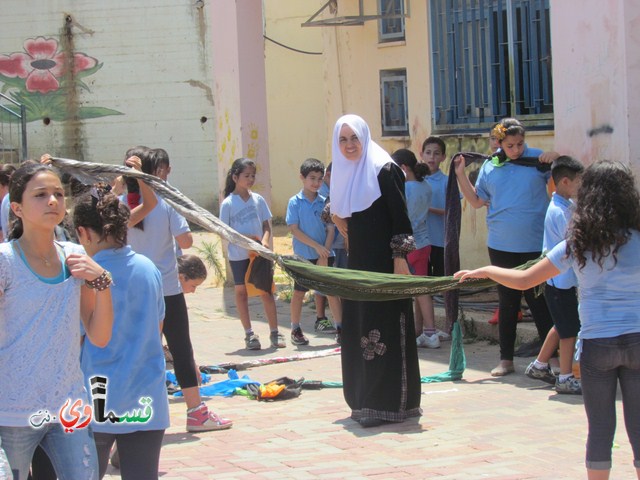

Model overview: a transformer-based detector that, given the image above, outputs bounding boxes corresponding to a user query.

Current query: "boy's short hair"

[152,148,170,168]
[551,155,584,184]
[300,158,325,177]
[422,136,446,156]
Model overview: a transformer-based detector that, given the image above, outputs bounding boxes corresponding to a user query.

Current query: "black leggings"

[94,430,165,479]
[429,245,444,277]
[488,248,554,361]
[164,293,199,389]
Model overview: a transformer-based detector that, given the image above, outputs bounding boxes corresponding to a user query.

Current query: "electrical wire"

[263,34,322,55]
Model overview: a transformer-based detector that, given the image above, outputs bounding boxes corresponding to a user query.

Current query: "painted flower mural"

[0,36,121,122]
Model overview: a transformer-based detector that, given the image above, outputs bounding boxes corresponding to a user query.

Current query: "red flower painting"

[0,37,97,94]
[0,36,120,122]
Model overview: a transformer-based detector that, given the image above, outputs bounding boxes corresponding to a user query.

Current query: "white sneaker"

[435,329,451,341]
[416,333,441,349]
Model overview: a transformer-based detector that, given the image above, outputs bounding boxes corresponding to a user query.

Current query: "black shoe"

[335,325,342,345]
[315,317,337,333]
[290,327,309,346]
[359,417,384,428]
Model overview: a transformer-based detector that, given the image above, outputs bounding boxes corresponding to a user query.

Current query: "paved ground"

[100,231,635,480]
[102,283,638,480]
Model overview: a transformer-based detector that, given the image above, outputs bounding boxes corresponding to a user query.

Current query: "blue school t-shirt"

[546,232,640,340]
[426,170,447,248]
[543,193,576,289]
[128,195,190,296]
[475,146,550,252]
[286,190,332,260]
[405,180,432,249]
[219,192,272,261]
[81,246,169,433]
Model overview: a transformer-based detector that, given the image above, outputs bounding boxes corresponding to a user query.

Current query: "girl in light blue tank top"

[0,162,113,479]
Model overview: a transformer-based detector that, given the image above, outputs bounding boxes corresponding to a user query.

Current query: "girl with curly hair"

[75,184,169,479]
[456,160,640,480]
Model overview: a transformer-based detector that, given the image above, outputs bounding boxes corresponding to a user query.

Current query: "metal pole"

[20,104,27,161]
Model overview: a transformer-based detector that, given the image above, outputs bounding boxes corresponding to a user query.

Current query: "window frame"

[380,68,409,137]
[429,0,553,133]
[378,0,406,43]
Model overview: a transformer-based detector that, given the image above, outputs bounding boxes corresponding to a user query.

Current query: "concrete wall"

[551,0,640,175]
[0,0,218,209]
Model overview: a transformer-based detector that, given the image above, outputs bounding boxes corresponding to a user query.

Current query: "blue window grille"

[429,0,553,132]
[379,0,406,42]
[380,69,409,136]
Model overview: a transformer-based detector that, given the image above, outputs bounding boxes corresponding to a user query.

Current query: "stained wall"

[0,1,218,208]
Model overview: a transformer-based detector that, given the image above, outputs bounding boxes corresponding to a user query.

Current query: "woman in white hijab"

[330,114,421,428]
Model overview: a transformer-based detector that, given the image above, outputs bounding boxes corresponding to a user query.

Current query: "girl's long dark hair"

[123,145,151,230]
[0,164,16,187]
[8,161,59,240]
[224,158,256,197]
[568,160,640,270]
[73,185,130,249]
[391,148,429,181]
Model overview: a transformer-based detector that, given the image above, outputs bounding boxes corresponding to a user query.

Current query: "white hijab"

[330,114,392,218]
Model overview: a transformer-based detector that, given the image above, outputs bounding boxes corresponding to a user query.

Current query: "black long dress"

[341,162,422,422]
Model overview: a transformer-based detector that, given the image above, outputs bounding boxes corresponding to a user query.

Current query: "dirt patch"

[272,224,293,255]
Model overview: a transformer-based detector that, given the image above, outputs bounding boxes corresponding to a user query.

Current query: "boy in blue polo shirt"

[525,156,584,394]
[286,158,342,346]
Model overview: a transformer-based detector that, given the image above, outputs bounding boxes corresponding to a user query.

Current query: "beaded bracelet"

[85,270,113,291]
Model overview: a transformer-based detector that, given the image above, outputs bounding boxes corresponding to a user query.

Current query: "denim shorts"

[333,248,348,269]
[229,259,251,286]
[544,284,580,338]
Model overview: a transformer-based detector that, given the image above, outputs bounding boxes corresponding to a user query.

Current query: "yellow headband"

[491,124,507,141]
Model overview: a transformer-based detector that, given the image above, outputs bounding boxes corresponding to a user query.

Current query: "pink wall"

[211,0,271,205]
[551,0,640,172]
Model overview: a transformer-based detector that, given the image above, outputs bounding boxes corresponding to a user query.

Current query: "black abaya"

[341,162,422,422]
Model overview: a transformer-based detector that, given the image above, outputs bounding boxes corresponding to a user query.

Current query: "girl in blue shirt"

[220,157,283,350]
[456,160,640,480]
[75,186,169,479]
[391,148,440,349]
[454,117,557,377]
[125,147,232,433]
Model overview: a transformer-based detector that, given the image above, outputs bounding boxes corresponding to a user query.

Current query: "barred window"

[380,69,409,137]
[379,0,406,42]
[430,0,553,132]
